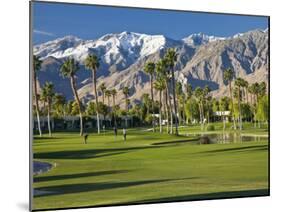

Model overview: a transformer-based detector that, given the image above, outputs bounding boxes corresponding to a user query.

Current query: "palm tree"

[156,59,170,133]
[33,55,43,136]
[154,77,166,133]
[105,89,111,107]
[144,62,156,132]
[84,54,101,134]
[60,58,84,136]
[235,77,244,130]
[99,83,106,104]
[223,68,236,130]
[165,48,179,135]
[42,82,55,137]
[122,86,129,128]
[175,82,183,125]
[194,87,204,130]
[99,82,107,127]
[53,93,66,118]
[111,89,117,128]
[185,83,193,124]
[203,85,211,124]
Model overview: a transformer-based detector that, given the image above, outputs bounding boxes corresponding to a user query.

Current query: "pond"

[186,132,268,144]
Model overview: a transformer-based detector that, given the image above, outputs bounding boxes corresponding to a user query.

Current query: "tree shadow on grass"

[130,189,269,204]
[151,138,199,146]
[34,178,197,197]
[196,144,268,155]
[34,170,131,183]
[34,145,168,160]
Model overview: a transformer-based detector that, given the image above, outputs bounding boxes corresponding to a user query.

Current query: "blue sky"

[32,1,268,44]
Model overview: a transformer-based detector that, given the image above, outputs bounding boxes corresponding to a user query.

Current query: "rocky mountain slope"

[33,29,268,105]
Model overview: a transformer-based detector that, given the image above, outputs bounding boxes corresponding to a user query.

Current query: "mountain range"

[33,29,269,105]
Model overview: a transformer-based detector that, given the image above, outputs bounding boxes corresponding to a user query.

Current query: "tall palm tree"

[99,83,106,104]
[194,87,204,130]
[144,62,156,132]
[99,82,107,126]
[223,68,236,130]
[165,48,179,135]
[154,77,166,133]
[33,55,43,136]
[175,82,183,125]
[111,89,117,128]
[105,89,111,107]
[84,54,101,134]
[60,58,84,136]
[42,82,55,137]
[203,85,211,124]
[53,93,66,118]
[156,59,170,133]
[235,77,244,130]
[122,86,130,128]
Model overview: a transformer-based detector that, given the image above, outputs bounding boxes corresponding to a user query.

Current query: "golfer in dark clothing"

[114,127,117,140]
[83,134,88,144]
[123,128,126,141]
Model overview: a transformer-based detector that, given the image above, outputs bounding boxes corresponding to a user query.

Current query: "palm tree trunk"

[229,83,236,130]
[70,76,83,136]
[33,72,42,136]
[166,80,173,134]
[113,96,117,128]
[47,100,52,137]
[164,88,169,134]
[93,70,100,134]
[159,90,162,133]
[238,86,242,130]
[171,68,179,135]
[150,75,155,132]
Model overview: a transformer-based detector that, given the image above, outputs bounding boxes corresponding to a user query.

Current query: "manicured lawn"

[33,127,269,210]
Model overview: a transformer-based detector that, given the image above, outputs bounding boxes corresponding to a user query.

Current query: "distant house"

[213,111,231,122]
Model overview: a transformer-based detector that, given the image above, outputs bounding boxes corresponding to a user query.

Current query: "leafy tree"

[84,54,101,134]
[60,58,84,136]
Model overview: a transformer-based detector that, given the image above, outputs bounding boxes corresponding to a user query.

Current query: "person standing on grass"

[123,128,127,141]
[114,126,117,140]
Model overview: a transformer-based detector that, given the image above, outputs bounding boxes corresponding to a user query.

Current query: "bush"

[206,125,215,131]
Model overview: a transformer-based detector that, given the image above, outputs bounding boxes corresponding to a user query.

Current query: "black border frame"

[29,1,270,211]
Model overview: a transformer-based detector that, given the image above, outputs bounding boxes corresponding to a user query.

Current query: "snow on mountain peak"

[182,33,226,46]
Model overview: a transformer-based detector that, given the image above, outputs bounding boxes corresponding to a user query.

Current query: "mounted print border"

[30,1,270,211]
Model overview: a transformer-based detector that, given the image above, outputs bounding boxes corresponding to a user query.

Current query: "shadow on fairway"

[34,170,130,183]
[34,145,169,160]
[197,144,268,155]
[34,177,197,197]
[151,138,199,146]
[130,189,269,204]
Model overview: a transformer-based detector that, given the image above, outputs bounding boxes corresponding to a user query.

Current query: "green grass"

[33,126,269,210]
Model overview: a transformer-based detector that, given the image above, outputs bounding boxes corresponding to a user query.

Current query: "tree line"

[33,49,268,137]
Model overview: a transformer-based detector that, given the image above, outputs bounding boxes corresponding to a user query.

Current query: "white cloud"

[33,29,55,36]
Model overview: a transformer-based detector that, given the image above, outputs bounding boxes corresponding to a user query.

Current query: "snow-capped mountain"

[34,32,182,71]
[33,29,268,104]
[182,32,226,46]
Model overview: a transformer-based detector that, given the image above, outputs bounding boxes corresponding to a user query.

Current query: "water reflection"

[189,132,268,144]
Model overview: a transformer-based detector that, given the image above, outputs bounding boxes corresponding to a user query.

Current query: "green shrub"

[206,125,215,131]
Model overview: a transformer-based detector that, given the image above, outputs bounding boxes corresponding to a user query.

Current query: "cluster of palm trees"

[33,54,133,137]
[144,48,179,135]
[223,68,268,130]
[33,51,268,137]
